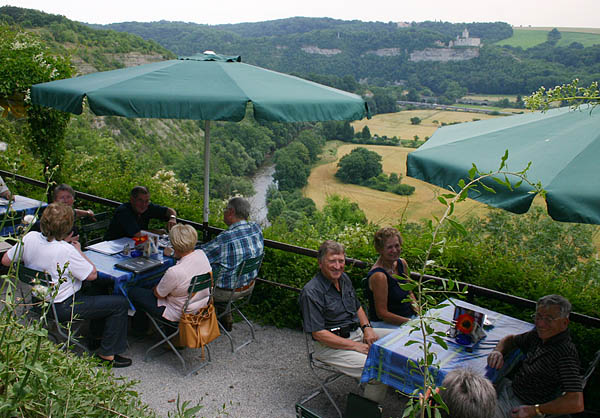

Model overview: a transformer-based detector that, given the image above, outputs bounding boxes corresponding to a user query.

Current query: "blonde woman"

[129,224,211,331]
[365,227,417,328]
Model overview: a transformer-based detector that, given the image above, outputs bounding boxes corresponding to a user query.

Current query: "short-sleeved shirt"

[300,271,361,333]
[201,220,264,289]
[6,231,93,303]
[104,202,168,240]
[156,249,212,322]
[512,329,583,404]
[365,258,413,321]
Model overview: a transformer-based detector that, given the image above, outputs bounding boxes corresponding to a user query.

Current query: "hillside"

[95,18,600,96]
[497,27,600,48]
[0,6,175,74]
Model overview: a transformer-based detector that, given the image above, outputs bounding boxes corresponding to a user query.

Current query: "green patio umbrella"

[406,105,600,224]
[31,52,370,225]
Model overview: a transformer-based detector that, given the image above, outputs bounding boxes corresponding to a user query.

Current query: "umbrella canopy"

[406,105,600,224]
[31,53,369,122]
[31,52,369,224]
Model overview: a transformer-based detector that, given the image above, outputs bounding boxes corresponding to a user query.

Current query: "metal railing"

[3,169,599,328]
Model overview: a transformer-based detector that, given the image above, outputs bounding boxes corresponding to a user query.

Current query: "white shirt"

[7,231,93,303]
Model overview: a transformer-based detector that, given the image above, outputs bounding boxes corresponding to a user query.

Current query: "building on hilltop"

[449,28,481,47]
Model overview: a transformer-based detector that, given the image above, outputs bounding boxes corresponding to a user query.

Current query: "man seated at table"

[104,186,177,241]
[0,175,13,200]
[488,294,584,418]
[200,197,263,331]
[1,203,132,367]
[299,240,393,405]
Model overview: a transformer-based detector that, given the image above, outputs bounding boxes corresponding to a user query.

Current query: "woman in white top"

[2,203,132,367]
[129,224,211,332]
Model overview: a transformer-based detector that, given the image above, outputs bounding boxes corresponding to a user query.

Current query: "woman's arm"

[370,271,412,325]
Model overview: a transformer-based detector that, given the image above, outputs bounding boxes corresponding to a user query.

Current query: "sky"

[3,0,600,28]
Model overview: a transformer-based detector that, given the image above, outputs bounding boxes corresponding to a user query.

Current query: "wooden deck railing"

[3,169,599,328]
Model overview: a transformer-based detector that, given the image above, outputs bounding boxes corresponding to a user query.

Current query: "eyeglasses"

[531,313,561,322]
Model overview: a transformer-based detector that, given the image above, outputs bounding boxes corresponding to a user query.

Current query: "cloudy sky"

[2,0,599,28]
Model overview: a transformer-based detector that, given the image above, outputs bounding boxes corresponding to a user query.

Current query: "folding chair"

[144,272,214,376]
[78,212,111,247]
[214,254,263,353]
[17,263,87,351]
[298,329,346,418]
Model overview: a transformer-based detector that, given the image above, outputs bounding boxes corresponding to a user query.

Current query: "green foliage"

[526,78,599,111]
[335,147,382,184]
[547,28,562,45]
[273,141,311,191]
[0,25,73,183]
[410,116,421,125]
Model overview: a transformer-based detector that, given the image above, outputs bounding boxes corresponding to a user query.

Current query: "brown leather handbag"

[178,303,220,357]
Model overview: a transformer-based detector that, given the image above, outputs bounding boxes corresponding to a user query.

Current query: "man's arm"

[511,392,584,418]
[2,250,12,266]
[165,207,177,230]
[488,334,517,369]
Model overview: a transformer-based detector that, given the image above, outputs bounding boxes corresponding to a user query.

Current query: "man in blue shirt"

[201,197,264,331]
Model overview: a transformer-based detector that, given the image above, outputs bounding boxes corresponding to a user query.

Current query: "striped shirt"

[201,220,263,289]
[512,329,583,404]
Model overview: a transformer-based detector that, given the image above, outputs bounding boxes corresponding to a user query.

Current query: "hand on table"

[511,405,536,418]
[488,349,504,369]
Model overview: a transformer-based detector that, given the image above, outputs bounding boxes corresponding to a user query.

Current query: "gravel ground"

[113,323,408,418]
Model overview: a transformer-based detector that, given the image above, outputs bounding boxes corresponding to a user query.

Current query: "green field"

[496,28,600,48]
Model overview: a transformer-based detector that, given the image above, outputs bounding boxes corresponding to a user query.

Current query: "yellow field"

[304,144,491,225]
[352,110,500,140]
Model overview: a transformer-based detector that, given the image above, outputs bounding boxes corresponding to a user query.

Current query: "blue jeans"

[127,286,168,332]
[53,290,129,356]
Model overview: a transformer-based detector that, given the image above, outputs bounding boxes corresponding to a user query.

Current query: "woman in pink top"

[129,224,211,332]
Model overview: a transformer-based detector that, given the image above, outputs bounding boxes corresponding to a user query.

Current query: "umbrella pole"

[203,120,210,242]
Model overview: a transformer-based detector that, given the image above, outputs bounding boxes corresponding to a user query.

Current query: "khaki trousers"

[315,327,394,404]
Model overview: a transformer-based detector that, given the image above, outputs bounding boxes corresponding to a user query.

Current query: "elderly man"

[300,240,393,404]
[201,197,264,331]
[104,186,177,241]
[488,294,584,418]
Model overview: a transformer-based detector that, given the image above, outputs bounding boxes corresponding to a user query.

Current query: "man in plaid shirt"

[201,197,263,331]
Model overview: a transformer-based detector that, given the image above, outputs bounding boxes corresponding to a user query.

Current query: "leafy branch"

[402,151,544,418]
[525,78,599,112]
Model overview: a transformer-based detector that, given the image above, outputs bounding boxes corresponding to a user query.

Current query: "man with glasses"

[104,186,177,240]
[488,294,584,417]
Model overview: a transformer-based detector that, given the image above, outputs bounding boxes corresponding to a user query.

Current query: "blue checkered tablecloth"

[84,247,175,312]
[361,298,534,395]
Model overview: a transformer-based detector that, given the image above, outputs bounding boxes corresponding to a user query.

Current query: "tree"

[547,28,561,45]
[335,147,382,184]
[297,129,325,163]
[0,25,73,184]
[361,125,371,140]
[410,117,421,125]
[340,121,355,140]
[322,194,367,225]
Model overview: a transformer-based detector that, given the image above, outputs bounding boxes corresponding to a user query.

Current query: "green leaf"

[437,196,447,205]
[447,218,467,236]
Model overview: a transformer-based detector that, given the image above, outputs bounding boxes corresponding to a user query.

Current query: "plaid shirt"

[201,220,264,289]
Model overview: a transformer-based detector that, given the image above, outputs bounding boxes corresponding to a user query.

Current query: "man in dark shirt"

[300,240,393,404]
[104,186,177,241]
[488,294,584,418]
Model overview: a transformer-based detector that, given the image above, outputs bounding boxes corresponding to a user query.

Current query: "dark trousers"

[53,287,129,357]
[127,286,168,332]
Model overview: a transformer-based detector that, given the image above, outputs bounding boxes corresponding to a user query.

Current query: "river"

[248,163,275,227]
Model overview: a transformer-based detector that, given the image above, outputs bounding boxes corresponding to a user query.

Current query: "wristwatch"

[361,323,372,331]
[534,404,542,416]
